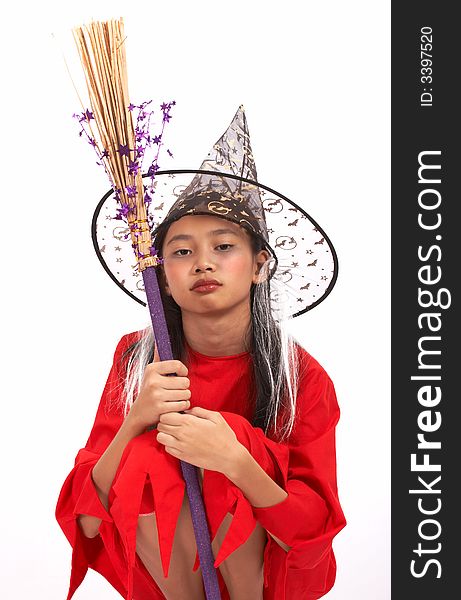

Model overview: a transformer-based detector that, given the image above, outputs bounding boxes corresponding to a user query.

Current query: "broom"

[72,17,221,599]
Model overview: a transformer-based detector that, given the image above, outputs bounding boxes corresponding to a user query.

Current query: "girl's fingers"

[154,360,188,376]
[156,431,180,447]
[157,422,180,433]
[158,376,190,391]
[153,344,160,362]
[162,399,191,411]
[155,389,191,402]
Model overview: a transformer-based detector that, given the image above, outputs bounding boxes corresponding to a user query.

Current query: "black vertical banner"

[392,3,459,599]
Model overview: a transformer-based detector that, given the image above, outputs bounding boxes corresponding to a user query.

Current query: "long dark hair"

[118,220,301,441]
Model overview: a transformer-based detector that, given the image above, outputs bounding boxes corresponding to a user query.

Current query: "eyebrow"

[166,228,240,246]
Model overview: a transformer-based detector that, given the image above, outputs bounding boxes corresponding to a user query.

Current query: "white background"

[0,1,390,598]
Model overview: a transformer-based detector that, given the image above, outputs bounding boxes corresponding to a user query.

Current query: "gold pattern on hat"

[239,219,256,232]
[208,201,232,215]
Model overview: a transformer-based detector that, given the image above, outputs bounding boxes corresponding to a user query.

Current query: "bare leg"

[136,468,266,600]
[136,489,206,600]
[211,512,266,600]
[197,468,266,600]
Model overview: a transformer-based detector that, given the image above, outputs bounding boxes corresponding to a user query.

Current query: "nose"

[194,248,216,273]
[195,263,214,273]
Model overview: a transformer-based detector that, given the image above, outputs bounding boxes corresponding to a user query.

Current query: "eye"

[172,244,234,256]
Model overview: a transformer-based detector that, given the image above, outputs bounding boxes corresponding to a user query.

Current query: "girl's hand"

[126,345,191,431]
[156,407,244,475]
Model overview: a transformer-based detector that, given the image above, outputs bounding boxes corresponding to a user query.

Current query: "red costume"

[56,330,346,599]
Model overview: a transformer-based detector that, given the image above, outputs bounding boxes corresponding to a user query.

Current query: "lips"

[191,279,222,290]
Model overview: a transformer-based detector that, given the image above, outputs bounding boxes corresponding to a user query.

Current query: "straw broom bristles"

[73,18,157,271]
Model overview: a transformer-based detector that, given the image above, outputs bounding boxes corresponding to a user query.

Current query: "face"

[160,215,269,316]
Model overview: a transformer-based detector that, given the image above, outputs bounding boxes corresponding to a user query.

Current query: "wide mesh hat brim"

[93,170,338,320]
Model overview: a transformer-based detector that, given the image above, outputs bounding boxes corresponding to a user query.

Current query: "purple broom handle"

[142,266,221,600]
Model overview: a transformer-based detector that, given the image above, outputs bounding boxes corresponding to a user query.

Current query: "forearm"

[92,416,144,504]
[78,416,144,538]
[226,444,291,551]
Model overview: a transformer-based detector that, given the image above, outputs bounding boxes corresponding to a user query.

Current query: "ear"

[253,250,271,284]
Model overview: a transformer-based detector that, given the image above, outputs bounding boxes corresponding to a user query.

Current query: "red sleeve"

[250,351,346,597]
[55,331,139,600]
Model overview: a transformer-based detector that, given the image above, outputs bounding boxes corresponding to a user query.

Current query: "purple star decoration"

[73,100,176,266]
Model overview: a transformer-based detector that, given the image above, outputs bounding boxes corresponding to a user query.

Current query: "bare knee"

[136,494,206,600]
[212,513,266,599]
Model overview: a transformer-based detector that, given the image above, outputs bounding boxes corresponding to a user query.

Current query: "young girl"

[56,107,346,600]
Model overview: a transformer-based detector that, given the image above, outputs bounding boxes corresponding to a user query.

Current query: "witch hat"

[93,106,338,319]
